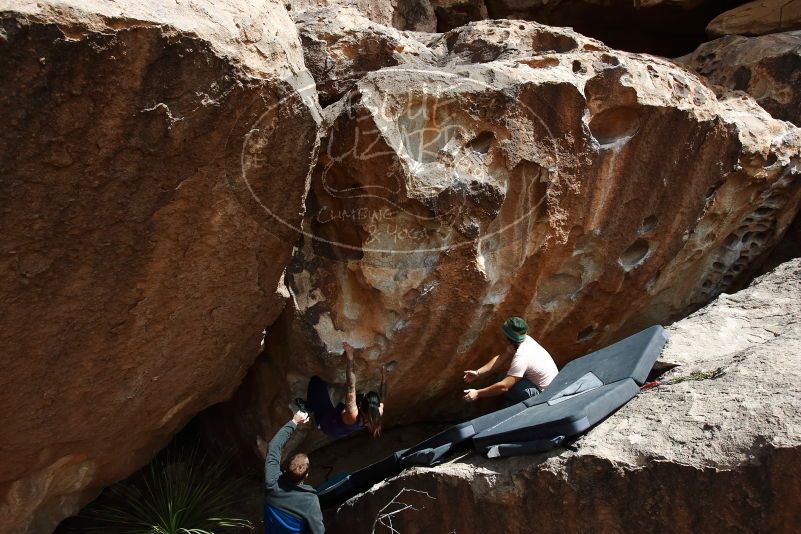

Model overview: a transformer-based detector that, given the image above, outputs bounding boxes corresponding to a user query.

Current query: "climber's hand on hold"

[463,370,480,383]
[293,411,310,425]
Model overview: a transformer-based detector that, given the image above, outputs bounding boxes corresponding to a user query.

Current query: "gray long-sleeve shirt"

[264,420,325,534]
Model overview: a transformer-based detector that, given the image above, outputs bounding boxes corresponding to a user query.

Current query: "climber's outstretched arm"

[342,341,359,424]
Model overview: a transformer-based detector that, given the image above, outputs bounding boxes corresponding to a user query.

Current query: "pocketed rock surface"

[328,258,801,533]
[0,1,320,532]
[220,18,801,459]
[679,31,801,127]
[294,7,439,106]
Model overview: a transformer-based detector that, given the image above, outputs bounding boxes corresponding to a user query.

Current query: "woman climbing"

[298,342,389,439]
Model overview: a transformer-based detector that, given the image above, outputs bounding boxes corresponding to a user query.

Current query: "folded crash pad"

[400,400,529,459]
[527,325,667,409]
[472,378,640,451]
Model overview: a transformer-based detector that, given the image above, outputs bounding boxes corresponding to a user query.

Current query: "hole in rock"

[588,106,641,146]
[600,53,620,66]
[640,215,658,234]
[529,30,579,53]
[468,131,494,154]
[754,206,774,217]
[743,231,767,245]
[518,57,560,69]
[618,238,650,271]
[723,234,739,249]
[576,325,595,342]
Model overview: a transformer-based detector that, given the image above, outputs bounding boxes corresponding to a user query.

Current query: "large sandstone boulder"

[328,258,801,533]
[0,1,320,532]
[708,0,801,38]
[678,31,801,127]
[215,21,801,459]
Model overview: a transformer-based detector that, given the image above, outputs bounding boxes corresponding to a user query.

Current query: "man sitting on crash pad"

[264,410,325,533]
[463,316,558,403]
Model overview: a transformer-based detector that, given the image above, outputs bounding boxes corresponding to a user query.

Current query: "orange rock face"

[0,1,320,532]
[218,21,801,457]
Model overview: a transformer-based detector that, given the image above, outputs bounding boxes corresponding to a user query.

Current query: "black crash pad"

[317,449,407,509]
[472,378,640,450]
[400,400,529,459]
[526,325,667,411]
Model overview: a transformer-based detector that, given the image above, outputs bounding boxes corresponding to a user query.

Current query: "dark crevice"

[481,0,752,57]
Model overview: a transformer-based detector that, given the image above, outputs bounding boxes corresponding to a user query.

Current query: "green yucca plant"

[81,446,253,534]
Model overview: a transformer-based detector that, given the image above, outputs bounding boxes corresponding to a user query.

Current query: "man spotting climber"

[264,410,325,533]
[297,341,388,439]
[463,316,558,403]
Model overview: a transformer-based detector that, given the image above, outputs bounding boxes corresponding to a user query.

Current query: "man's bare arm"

[487,352,513,375]
[479,375,520,397]
[464,375,520,401]
[464,353,509,382]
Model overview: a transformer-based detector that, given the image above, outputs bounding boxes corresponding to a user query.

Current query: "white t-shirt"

[507,335,558,389]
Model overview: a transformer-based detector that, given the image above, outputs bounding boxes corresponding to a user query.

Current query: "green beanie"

[502,316,528,343]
